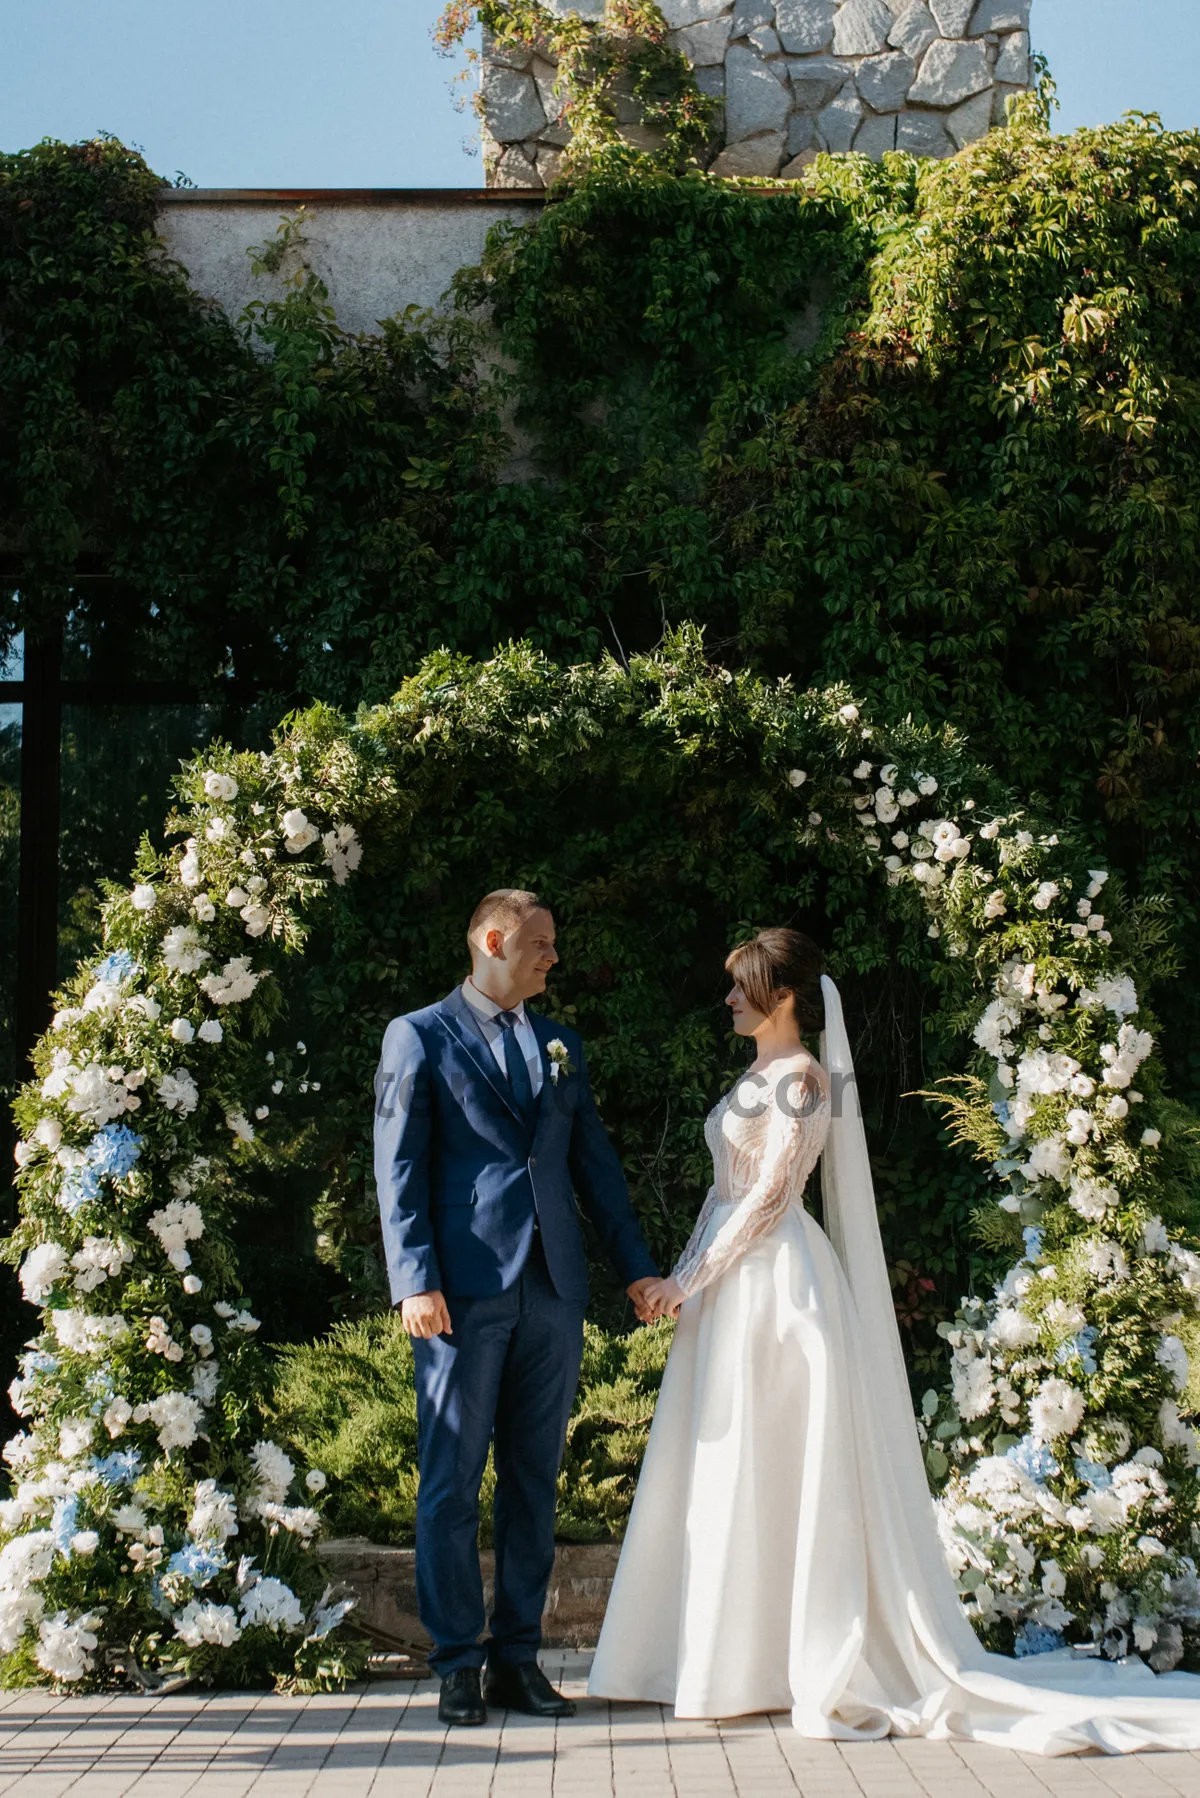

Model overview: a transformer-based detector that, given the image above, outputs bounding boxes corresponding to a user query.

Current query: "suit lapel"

[435,988,524,1125]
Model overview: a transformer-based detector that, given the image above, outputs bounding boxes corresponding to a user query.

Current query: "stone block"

[748,22,783,53]
[710,129,786,173]
[786,54,849,107]
[819,88,865,151]
[493,144,543,187]
[909,37,991,105]
[660,0,733,24]
[696,63,727,95]
[888,1,937,57]
[482,28,532,72]
[537,146,566,185]
[897,109,952,154]
[947,86,993,146]
[781,148,819,176]
[929,0,974,32]
[732,0,775,31]
[856,50,916,111]
[725,43,792,138]
[775,0,836,53]
[672,14,733,62]
[992,79,1023,123]
[531,57,563,125]
[832,0,893,56]
[482,65,548,143]
[788,108,818,152]
[855,112,899,158]
[993,27,1029,82]
[969,0,1029,29]
[319,1540,623,1653]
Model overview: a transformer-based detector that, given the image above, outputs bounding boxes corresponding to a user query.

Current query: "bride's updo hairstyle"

[725,928,825,1033]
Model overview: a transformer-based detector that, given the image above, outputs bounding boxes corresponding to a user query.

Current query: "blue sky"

[0,0,1197,188]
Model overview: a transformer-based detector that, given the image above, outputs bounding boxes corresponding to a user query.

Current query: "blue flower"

[1006,1435,1060,1483]
[1021,1226,1044,1261]
[94,950,137,985]
[166,1543,226,1587]
[992,1100,1012,1124]
[20,1350,58,1376]
[51,1495,78,1555]
[59,1165,103,1215]
[92,1449,142,1487]
[1073,1455,1112,1491]
[1014,1622,1065,1658]
[87,1125,143,1180]
[1056,1328,1098,1375]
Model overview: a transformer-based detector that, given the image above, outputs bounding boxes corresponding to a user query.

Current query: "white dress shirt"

[460,979,544,1098]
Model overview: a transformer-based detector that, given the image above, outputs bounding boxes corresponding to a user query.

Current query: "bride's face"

[726,983,767,1037]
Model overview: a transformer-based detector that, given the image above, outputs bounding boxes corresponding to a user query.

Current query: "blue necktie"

[497,1010,535,1121]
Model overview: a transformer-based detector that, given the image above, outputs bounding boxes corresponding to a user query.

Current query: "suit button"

[529,1156,538,1168]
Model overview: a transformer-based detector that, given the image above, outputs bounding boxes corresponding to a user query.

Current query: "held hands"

[628,1275,686,1322]
[400,1290,453,1339]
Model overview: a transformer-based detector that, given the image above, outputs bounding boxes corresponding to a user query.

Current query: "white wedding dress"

[588,976,1200,1754]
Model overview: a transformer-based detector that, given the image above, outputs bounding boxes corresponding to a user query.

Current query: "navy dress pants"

[410,1236,586,1675]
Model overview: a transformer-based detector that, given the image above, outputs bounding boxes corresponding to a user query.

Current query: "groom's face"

[494,907,558,1002]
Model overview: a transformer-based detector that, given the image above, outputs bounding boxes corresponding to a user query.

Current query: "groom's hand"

[626,1278,659,1323]
[400,1290,452,1339]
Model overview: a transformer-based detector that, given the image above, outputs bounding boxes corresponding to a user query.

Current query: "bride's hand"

[643,1275,686,1320]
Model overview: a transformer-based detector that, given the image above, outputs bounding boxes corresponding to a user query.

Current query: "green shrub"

[269,1313,674,1545]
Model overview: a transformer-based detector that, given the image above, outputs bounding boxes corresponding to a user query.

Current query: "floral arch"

[4,632,1200,1689]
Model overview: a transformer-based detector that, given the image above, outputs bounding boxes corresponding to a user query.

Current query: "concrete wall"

[156,189,545,333]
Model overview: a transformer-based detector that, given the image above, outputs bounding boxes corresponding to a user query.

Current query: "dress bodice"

[671,1054,830,1299]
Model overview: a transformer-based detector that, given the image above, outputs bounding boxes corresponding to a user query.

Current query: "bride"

[588,927,1200,1755]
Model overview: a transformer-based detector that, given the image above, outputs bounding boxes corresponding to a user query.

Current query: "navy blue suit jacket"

[373,987,658,1306]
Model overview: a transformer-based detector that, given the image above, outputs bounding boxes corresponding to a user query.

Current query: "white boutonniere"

[546,1038,574,1084]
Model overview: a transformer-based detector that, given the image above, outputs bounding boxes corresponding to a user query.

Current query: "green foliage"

[4,99,1200,1496]
[269,1313,674,1545]
[435,0,717,176]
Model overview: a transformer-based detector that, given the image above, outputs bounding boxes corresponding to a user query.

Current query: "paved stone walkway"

[5,1651,1200,1798]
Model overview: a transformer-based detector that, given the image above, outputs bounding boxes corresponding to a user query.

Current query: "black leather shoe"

[439,1667,487,1727]
[483,1659,576,1718]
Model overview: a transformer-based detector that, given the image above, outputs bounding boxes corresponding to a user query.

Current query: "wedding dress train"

[587,976,1200,1754]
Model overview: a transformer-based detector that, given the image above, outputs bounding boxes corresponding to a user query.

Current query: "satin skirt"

[588,1200,1200,1755]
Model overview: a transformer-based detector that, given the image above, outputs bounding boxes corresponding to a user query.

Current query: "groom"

[373,889,660,1726]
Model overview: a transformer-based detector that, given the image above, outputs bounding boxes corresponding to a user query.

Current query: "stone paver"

[4,1652,1200,1797]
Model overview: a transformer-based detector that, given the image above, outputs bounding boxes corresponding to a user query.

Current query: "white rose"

[193,894,216,922]
[225,887,249,909]
[837,704,859,723]
[131,884,157,912]
[169,1018,195,1044]
[197,1019,223,1044]
[305,1469,327,1493]
[787,768,807,787]
[1141,1128,1161,1147]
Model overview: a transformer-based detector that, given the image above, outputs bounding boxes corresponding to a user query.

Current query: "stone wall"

[483,0,1034,185]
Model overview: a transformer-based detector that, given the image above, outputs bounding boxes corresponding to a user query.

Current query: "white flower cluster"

[147,1200,204,1271]
[41,1052,142,1125]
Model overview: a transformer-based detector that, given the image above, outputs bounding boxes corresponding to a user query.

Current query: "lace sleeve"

[671,1064,829,1300]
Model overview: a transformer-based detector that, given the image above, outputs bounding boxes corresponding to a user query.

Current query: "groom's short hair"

[468,888,548,946]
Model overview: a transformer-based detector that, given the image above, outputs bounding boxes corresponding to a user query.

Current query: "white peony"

[199,957,262,1005]
[190,1479,239,1545]
[70,1236,133,1293]
[130,884,157,913]
[161,926,210,975]
[239,1577,304,1633]
[156,1068,199,1115]
[35,1610,100,1681]
[203,771,239,802]
[1066,1174,1120,1222]
[249,1440,294,1506]
[19,1242,70,1303]
[173,1599,241,1648]
[169,1018,195,1044]
[1029,1378,1086,1444]
[134,1391,203,1452]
